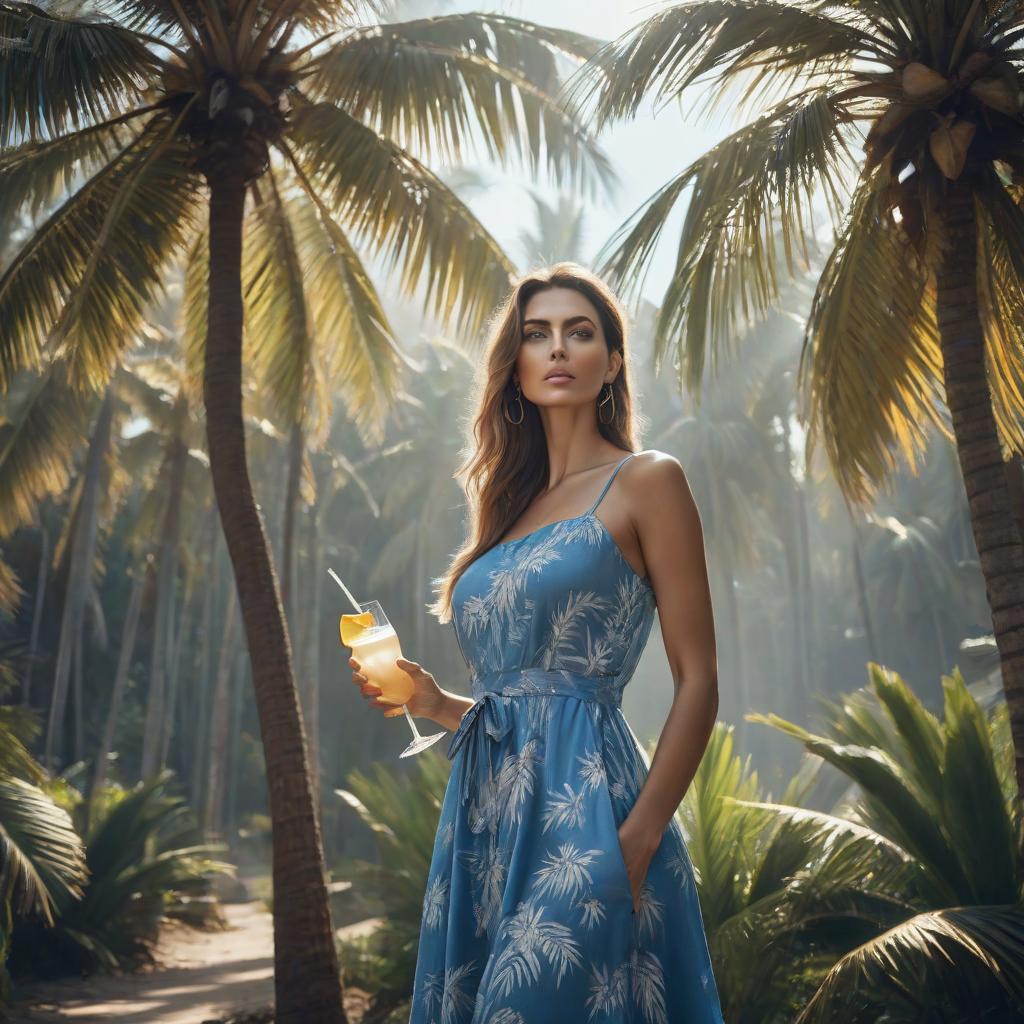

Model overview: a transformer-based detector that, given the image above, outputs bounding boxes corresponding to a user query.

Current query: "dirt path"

[9,903,379,1024]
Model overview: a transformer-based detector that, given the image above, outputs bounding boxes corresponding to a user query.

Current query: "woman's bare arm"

[620,451,719,850]
[429,690,475,732]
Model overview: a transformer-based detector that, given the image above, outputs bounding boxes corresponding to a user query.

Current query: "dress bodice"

[451,453,656,705]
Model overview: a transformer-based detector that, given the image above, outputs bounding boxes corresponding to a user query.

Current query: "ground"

[8,903,378,1024]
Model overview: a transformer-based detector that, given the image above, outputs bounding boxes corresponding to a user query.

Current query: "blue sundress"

[410,451,724,1024]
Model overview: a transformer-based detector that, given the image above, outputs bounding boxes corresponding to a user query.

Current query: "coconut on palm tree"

[0,2,613,1018]
[570,0,1024,802]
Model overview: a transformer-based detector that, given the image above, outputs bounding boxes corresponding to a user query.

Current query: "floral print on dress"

[410,454,724,1023]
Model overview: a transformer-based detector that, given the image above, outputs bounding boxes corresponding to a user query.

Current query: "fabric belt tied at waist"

[445,667,622,808]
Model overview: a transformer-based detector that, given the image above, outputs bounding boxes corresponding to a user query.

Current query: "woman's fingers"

[350,654,406,718]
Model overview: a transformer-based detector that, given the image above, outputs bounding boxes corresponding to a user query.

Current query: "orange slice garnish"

[340,610,376,647]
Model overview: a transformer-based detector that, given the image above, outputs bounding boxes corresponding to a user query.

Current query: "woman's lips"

[544,374,575,383]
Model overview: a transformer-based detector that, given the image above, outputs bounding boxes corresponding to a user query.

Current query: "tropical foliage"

[8,768,232,980]
[333,748,452,1024]
[570,0,1024,801]
[744,663,1024,1022]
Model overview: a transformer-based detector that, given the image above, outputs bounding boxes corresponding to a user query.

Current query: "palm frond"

[732,798,915,888]
[285,167,405,446]
[0,558,22,616]
[95,0,184,35]
[798,904,1024,1022]
[598,88,855,391]
[181,225,209,396]
[939,668,1020,905]
[866,663,945,812]
[289,99,516,337]
[0,365,90,538]
[308,14,613,194]
[748,710,970,904]
[0,117,199,392]
[0,2,158,146]
[677,722,763,929]
[0,104,160,229]
[566,0,886,129]
[798,173,948,504]
[243,168,315,428]
[0,776,88,925]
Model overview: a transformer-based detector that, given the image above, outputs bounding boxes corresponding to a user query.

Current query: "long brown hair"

[428,262,642,624]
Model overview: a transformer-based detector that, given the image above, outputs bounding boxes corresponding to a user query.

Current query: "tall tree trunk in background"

[44,391,114,769]
[90,562,147,821]
[299,499,323,806]
[795,478,814,694]
[160,566,196,771]
[190,526,220,810]
[72,619,84,762]
[937,180,1024,804]
[141,435,188,779]
[846,503,880,665]
[206,583,238,836]
[281,422,303,631]
[22,525,49,707]
[226,646,247,836]
[203,171,346,1023]
[779,426,808,701]
[719,554,746,745]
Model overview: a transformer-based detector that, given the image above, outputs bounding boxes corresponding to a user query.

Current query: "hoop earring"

[504,380,525,425]
[597,382,616,425]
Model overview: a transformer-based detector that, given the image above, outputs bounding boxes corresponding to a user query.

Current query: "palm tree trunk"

[21,525,49,707]
[159,564,196,771]
[141,436,188,779]
[90,563,147,821]
[720,554,747,745]
[299,497,322,806]
[937,180,1024,803]
[72,614,84,762]
[281,421,303,629]
[203,170,346,1024]
[226,646,247,836]
[1007,455,1024,546]
[779,425,809,702]
[846,502,880,665]
[206,566,238,836]
[44,391,113,770]
[190,524,220,810]
[795,479,815,694]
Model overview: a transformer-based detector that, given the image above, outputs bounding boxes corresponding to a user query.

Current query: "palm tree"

[571,0,1024,802]
[747,663,1024,1021]
[0,4,611,1017]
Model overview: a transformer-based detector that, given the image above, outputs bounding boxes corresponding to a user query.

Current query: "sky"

[437,0,733,303]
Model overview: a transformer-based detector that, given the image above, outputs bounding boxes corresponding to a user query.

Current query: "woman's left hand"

[617,815,664,912]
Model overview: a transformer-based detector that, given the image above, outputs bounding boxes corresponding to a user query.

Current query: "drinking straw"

[327,568,362,614]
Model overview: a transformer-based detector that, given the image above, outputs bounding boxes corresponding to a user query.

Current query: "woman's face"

[514,286,621,408]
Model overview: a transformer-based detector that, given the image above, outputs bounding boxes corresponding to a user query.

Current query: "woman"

[350,263,724,1023]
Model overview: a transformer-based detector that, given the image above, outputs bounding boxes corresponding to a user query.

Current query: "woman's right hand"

[349,655,447,722]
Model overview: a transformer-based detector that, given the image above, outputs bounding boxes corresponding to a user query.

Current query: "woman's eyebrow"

[522,316,596,327]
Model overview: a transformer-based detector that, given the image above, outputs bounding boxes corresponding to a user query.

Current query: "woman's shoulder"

[621,449,692,504]
[625,448,684,475]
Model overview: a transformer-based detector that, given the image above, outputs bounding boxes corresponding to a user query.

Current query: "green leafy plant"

[745,664,1024,1022]
[666,721,905,1022]
[0,677,88,1004]
[333,747,451,1024]
[9,769,232,978]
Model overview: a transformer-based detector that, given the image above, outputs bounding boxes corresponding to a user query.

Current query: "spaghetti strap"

[587,452,636,516]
